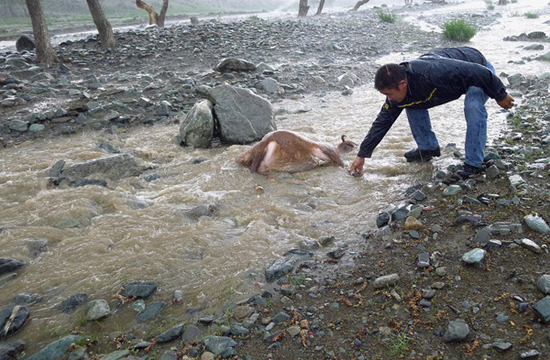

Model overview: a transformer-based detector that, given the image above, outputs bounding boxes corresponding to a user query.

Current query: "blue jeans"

[406,62,494,168]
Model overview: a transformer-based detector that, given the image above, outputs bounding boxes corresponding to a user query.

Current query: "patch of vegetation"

[524,12,539,18]
[442,19,477,42]
[377,11,396,24]
[389,332,413,357]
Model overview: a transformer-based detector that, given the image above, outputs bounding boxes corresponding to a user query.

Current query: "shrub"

[442,19,477,42]
[377,11,396,23]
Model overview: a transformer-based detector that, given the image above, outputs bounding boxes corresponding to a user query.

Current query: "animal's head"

[337,135,357,155]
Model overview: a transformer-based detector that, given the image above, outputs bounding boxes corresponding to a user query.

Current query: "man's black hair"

[374,63,406,90]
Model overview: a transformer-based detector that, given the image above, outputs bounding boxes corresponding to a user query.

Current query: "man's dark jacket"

[357,46,509,158]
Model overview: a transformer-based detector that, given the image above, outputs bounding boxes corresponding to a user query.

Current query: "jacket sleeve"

[436,59,508,102]
[357,103,403,158]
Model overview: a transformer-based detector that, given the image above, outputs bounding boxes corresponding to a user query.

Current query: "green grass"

[389,332,413,357]
[377,11,396,24]
[524,12,539,18]
[442,19,477,42]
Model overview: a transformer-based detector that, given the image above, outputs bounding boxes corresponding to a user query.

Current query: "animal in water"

[236,130,357,175]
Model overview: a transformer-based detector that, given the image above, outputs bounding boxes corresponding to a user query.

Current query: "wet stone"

[60,293,88,313]
[26,335,82,360]
[136,301,165,323]
[86,299,110,321]
[156,323,184,343]
[99,350,130,360]
[120,281,158,299]
[0,258,26,275]
[0,305,30,338]
[536,274,550,294]
[182,324,201,345]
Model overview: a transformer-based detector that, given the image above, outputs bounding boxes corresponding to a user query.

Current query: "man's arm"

[348,104,402,175]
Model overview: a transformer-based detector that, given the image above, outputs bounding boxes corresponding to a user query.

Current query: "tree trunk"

[298,0,309,17]
[316,0,326,15]
[85,0,116,48]
[157,0,169,28]
[351,0,370,11]
[136,0,158,25]
[25,0,58,64]
[498,0,507,5]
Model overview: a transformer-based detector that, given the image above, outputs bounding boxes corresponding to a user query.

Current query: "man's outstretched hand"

[348,156,365,177]
[497,94,514,110]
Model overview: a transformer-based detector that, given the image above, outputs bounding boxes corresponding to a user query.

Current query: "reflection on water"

[0,84,507,351]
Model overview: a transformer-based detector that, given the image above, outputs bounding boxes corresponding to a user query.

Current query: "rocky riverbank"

[1,2,550,360]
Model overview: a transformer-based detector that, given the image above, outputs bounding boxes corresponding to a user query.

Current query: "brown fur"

[236,130,357,175]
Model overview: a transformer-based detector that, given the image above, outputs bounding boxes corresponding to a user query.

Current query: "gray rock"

[443,185,461,196]
[159,350,178,360]
[98,350,130,360]
[475,227,491,245]
[182,324,202,345]
[520,238,542,254]
[208,84,276,144]
[156,323,184,343]
[183,203,218,220]
[86,299,110,321]
[491,339,512,352]
[257,77,279,94]
[372,273,400,289]
[537,275,550,295]
[462,248,486,264]
[202,335,237,356]
[265,250,312,282]
[0,306,30,338]
[120,281,158,299]
[533,296,550,323]
[0,258,26,275]
[60,154,142,181]
[229,324,249,336]
[60,293,88,313]
[520,349,541,359]
[179,100,215,148]
[443,320,469,342]
[8,119,28,132]
[214,58,256,73]
[0,340,26,360]
[136,301,165,323]
[523,214,550,234]
[16,34,35,52]
[272,312,291,324]
[26,335,82,360]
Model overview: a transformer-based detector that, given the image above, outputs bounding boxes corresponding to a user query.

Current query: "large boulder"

[208,84,276,144]
[15,34,35,52]
[59,154,142,181]
[179,100,215,148]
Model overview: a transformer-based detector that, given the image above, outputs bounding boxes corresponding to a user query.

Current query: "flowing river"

[1,0,548,352]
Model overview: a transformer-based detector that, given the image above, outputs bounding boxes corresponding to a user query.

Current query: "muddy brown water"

[0,85,507,351]
[2,0,549,351]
